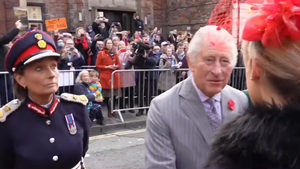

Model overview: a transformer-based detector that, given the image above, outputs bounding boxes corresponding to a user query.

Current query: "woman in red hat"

[0,30,90,169]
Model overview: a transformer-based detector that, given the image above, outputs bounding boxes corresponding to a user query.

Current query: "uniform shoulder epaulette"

[0,99,22,123]
[60,93,88,106]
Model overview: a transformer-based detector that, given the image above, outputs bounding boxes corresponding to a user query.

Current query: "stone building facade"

[0,0,218,37]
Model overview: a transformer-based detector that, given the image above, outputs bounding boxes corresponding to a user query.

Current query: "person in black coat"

[0,30,91,169]
[133,15,144,32]
[73,70,104,125]
[90,34,103,65]
[58,38,85,70]
[0,20,23,105]
[92,17,110,40]
[127,42,160,116]
[0,20,22,47]
[206,1,300,168]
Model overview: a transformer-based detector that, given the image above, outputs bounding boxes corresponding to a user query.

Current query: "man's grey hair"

[187,25,238,66]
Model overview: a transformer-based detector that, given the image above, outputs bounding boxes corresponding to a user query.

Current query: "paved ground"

[85,128,146,169]
[89,105,148,136]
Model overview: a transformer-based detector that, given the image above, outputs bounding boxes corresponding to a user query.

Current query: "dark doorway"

[97,10,134,33]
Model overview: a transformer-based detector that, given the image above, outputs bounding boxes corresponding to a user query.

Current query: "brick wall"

[0,2,7,36]
[167,0,217,32]
[0,0,19,36]
[138,0,218,37]
[0,0,219,36]
[43,0,68,19]
[155,0,218,35]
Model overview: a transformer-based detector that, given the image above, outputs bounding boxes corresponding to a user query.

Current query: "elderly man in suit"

[145,25,249,169]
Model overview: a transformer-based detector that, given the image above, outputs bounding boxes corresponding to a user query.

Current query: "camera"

[111,22,121,30]
[131,41,151,57]
[124,42,151,69]
[94,34,103,40]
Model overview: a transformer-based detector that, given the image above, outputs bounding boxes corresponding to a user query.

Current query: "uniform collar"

[26,95,60,117]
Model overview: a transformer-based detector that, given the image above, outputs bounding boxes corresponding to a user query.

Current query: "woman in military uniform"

[0,30,90,169]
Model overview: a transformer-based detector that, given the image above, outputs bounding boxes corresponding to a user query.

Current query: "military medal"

[65,113,77,135]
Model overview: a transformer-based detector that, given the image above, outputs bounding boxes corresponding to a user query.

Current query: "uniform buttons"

[52,155,58,161]
[49,138,55,143]
[46,120,51,125]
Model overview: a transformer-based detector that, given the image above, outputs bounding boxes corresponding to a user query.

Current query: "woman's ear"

[250,59,262,80]
[14,73,26,88]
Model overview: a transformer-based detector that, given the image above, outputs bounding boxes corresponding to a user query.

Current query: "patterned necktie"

[206,98,221,131]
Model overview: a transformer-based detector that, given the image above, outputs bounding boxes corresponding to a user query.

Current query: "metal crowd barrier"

[110,67,246,123]
[0,67,246,119]
[229,67,246,90]
[0,69,90,106]
[0,71,14,106]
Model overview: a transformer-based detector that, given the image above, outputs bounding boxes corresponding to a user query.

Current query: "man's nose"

[211,61,222,75]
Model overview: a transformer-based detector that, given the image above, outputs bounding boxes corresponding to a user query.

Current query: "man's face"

[97,41,104,49]
[177,45,184,53]
[161,45,169,53]
[189,46,234,97]
[166,48,172,57]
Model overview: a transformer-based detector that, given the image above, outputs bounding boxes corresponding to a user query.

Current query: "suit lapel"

[179,77,214,145]
[221,86,239,123]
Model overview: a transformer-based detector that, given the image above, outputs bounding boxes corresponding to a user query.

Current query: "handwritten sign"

[45,17,68,31]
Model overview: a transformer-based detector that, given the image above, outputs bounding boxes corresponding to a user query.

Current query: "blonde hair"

[187,25,237,66]
[242,40,300,101]
[75,70,89,83]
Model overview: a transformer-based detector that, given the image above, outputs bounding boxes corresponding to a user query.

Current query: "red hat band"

[13,44,55,68]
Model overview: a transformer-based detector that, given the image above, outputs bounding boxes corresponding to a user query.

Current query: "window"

[27,6,43,30]
[27,6,42,20]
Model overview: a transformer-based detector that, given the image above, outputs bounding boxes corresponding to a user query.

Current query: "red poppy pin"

[228,99,235,111]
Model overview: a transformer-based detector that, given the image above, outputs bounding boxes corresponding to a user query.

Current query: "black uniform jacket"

[0,94,91,169]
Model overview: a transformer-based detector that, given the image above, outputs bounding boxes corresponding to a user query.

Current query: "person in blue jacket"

[0,30,91,169]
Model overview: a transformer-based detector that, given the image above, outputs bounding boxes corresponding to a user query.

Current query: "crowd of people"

[0,15,192,120]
